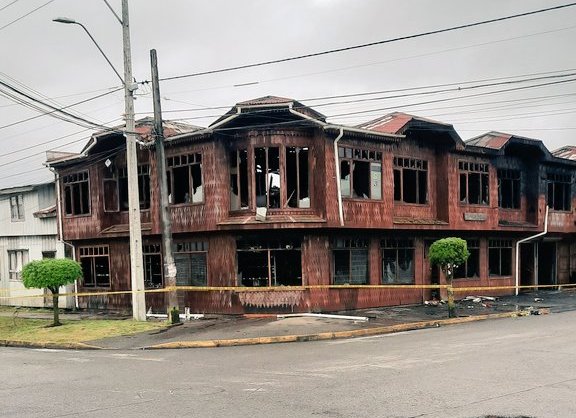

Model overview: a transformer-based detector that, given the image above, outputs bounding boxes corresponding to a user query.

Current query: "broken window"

[174,241,207,286]
[286,147,310,208]
[230,149,249,210]
[167,153,203,204]
[381,239,414,284]
[63,171,90,215]
[459,161,489,205]
[9,194,24,221]
[79,246,110,287]
[143,244,163,289]
[454,239,480,279]
[338,147,382,200]
[393,157,428,204]
[237,239,302,287]
[498,169,520,209]
[332,239,369,284]
[488,239,512,277]
[8,249,28,281]
[255,147,281,208]
[546,172,571,211]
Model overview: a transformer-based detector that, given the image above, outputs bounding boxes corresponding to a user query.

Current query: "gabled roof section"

[87,117,203,151]
[552,145,576,161]
[46,118,202,168]
[357,112,464,149]
[209,95,327,128]
[166,96,403,145]
[465,131,551,158]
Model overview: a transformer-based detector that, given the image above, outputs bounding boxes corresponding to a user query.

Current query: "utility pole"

[122,0,146,321]
[150,49,179,311]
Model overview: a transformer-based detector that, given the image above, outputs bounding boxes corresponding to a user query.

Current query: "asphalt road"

[2,312,576,418]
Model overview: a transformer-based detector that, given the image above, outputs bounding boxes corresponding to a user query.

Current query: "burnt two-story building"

[47,96,576,313]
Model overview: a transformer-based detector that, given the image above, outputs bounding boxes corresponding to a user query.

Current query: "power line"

[156,2,576,83]
[0,0,54,32]
[0,79,122,131]
[0,0,19,12]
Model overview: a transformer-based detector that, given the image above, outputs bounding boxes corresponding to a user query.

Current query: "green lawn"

[0,316,167,344]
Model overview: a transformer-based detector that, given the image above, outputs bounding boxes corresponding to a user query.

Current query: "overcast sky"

[1,0,575,188]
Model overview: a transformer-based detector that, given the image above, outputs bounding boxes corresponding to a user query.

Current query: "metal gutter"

[515,205,549,296]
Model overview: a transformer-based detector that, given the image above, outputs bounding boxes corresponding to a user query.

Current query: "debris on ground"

[534,297,543,302]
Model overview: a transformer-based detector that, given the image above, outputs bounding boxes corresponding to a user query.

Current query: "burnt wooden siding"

[53,104,575,314]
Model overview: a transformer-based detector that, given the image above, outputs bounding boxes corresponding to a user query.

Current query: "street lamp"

[53,0,147,321]
[52,17,124,85]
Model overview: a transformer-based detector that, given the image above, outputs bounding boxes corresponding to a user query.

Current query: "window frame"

[454,239,480,279]
[8,249,28,281]
[497,169,521,209]
[143,244,163,289]
[62,171,91,216]
[10,194,25,222]
[488,239,513,277]
[381,239,415,284]
[338,146,382,200]
[546,172,572,212]
[236,239,302,287]
[332,238,369,285]
[173,241,208,286]
[166,153,204,205]
[393,157,428,204]
[459,161,490,206]
[79,245,111,288]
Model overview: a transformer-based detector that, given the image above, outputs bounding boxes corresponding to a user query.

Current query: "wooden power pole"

[150,49,179,311]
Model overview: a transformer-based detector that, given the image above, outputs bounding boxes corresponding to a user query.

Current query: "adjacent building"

[46,98,576,314]
[0,182,72,308]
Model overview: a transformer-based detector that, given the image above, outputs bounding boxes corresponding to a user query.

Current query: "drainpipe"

[50,168,79,309]
[515,205,549,296]
[333,128,345,226]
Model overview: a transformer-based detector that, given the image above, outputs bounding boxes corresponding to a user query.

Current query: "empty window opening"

[339,146,382,199]
[381,239,415,284]
[167,153,203,204]
[42,251,56,259]
[488,239,512,277]
[230,149,249,210]
[546,172,571,211]
[454,240,480,279]
[79,246,110,287]
[498,169,521,209]
[255,147,281,209]
[174,241,208,286]
[63,171,90,215]
[393,157,428,204]
[143,244,163,289]
[10,194,24,221]
[332,239,369,284]
[459,161,489,205]
[8,250,28,281]
[237,239,302,287]
[286,147,310,208]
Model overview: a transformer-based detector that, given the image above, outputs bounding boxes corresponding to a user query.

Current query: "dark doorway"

[538,241,556,286]
[520,243,535,289]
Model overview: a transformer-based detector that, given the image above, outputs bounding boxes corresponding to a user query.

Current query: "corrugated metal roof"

[465,132,512,150]
[236,96,294,106]
[357,112,453,134]
[552,145,576,161]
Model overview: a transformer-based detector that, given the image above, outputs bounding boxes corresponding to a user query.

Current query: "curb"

[0,340,102,350]
[143,310,529,350]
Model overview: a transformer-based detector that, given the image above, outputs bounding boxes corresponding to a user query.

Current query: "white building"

[0,182,73,308]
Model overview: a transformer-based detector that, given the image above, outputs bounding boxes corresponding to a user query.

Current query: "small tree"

[22,258,82,326]
[429,237,469,318]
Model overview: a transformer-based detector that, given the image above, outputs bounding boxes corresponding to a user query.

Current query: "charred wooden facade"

[47,98,576,313]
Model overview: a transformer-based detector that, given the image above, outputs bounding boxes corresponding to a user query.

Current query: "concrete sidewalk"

[2,290,574,350]
[85,290,576,350]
